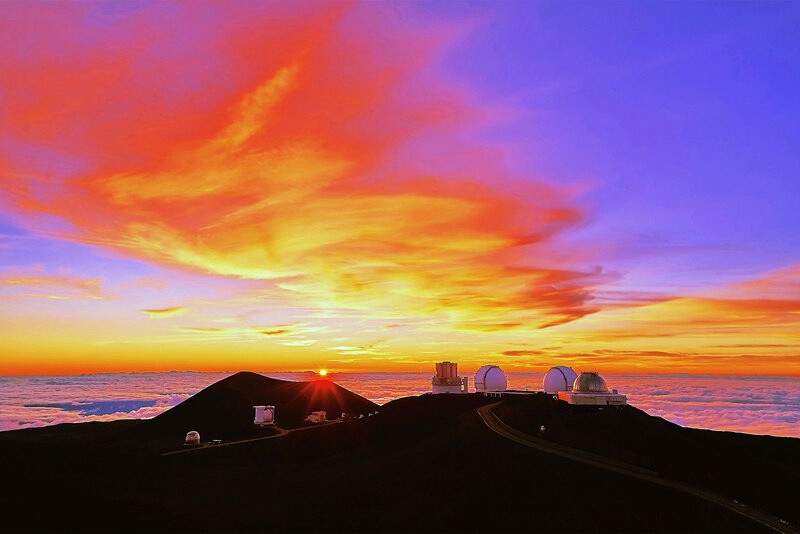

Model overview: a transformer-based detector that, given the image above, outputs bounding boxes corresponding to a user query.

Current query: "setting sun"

[0,2,797,380]
[319,369,328,377]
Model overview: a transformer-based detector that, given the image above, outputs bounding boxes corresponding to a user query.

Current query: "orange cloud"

[724,265,800,298]
[168,323,322,346]
[140,307,187,318]
[260,329,291,336]
[501,350,547,357]
[552,266,800,375]
[0,3,601,332]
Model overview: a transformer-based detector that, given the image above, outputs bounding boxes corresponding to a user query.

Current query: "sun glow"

[0,2,797,378]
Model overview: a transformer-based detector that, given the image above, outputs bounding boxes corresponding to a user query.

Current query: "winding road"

[160,420,340,456]
[476,403,796,534]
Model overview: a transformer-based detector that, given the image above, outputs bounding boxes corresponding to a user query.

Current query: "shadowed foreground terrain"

[1,372,797,533]
[494,395,800,528]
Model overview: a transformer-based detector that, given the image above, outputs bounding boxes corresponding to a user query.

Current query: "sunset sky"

[1,0,798,376]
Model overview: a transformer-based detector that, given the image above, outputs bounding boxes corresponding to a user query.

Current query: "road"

[477,403,796,534]
[161,420,339,456]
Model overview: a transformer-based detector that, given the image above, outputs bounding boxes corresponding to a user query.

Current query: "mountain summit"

[144,371,379,438]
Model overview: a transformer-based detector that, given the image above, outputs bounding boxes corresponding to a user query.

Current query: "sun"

[318,369,328,377]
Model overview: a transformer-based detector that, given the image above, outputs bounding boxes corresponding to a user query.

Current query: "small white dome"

[573,372,608,393]
[184,431,200,445]
[474,365,507,392]
[543,366,578,394]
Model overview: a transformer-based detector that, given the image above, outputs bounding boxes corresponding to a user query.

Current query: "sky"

[0,0,798,376]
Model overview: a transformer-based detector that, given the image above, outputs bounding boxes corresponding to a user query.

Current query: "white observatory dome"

[474,365,508,392]
[543,366,578,394]
[573,372,608,393]
[184,431,200,445]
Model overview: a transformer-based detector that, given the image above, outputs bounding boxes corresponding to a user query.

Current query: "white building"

[305,410,327,423]
[557,372,627,406]
[431,361,469,394]
[543,366,578,394]
[253,405,275,425]
[184,431,201,446]
[474,365,508,393]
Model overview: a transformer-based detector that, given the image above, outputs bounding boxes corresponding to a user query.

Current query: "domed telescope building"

[542,366,578,394]
[557,371,627,406]
[184,431,201,446]
[474,365,508,394]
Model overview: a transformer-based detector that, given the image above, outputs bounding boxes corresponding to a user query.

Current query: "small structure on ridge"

[306,410,327,424]
[253,405,275,426]
[184,430,201,446]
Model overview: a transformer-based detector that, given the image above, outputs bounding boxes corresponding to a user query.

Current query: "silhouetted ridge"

[143,371,378,438]
[2,381,799,532]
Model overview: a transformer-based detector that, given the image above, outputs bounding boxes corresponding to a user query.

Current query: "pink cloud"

[0,269,105,300]
[0,2,601,331]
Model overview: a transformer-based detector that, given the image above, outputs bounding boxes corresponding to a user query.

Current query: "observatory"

[253,405,275,426]
[557,371,627,406]
[184,431,201,446]
[305,410,327,424]
[474,365,508,393]
[431,361,469,394]
[543,366,578,394]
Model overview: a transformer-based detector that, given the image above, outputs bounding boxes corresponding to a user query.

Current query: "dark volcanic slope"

[493,394,800,526]
[2,382,798,533]
[142,371,378,439]
[1,393,773,533]
[2,386,795,532]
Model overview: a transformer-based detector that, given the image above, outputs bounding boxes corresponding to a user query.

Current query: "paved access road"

[476,403,796,534]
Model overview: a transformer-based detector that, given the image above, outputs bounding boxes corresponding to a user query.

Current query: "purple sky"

[0,1,798,376]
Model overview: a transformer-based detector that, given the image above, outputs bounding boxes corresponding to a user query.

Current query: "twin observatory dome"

[431,361,627,406]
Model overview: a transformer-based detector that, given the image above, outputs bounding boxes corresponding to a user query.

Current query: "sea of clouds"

[0,372,797,438]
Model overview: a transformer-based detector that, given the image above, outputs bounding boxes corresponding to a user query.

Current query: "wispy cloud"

[162,322,325,347]
[552,266,800,375]
[327,339,391,356]
[501,350,547,357]
[0,2,601,333]
[140,306,187,318]
[0,270,105,300]
[178,326,224,333]
[281,339,317,347]
[260,329,291,336]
